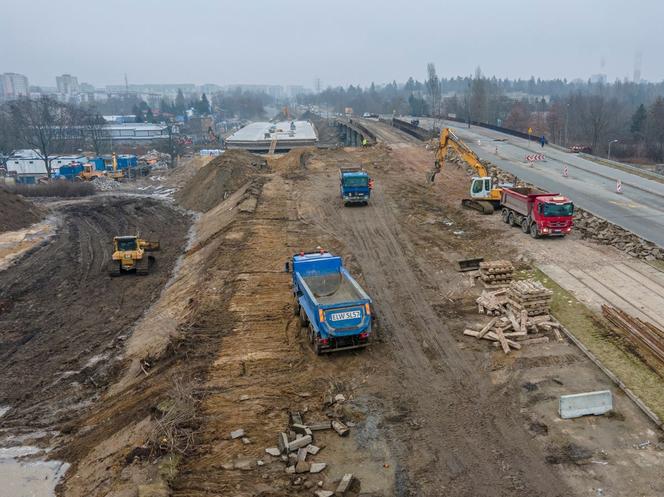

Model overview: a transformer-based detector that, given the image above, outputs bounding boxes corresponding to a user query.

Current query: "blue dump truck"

[339,167,372,206]
[289,250,373,354]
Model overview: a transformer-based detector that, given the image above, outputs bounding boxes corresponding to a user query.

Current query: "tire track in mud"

[297,156,571,496]
[0,196,190,431]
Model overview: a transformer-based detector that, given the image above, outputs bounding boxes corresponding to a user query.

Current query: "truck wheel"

[501,209,510,223]
[312,331,322,355]
[508,212,517,227]
[530,223,539,239]
[293,295,300,316]
[521,219,530,234]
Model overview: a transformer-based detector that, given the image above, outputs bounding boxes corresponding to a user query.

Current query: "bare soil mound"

[176,150,266,212]
[0,188,43,233]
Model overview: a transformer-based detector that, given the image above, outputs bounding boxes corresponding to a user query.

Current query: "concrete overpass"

[335,118,376,147]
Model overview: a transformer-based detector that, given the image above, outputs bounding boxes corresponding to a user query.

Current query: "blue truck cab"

[290,250,373,354]
[340,167,372,206]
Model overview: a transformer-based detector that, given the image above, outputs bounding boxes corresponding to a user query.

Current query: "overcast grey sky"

[2,0,662,88]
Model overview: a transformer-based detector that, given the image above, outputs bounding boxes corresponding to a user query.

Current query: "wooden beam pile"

[479,260,514,288]
[507,280,553,317]
[467,279,563,354]
[602,305,664,365]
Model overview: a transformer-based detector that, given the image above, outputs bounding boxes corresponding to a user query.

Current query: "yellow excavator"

[428,127,511,214]
[108,235,160,276]
[107,153,126,181]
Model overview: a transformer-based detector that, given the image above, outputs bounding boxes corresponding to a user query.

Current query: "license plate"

[329,310,361,321]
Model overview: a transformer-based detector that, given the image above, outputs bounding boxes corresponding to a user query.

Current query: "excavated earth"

[0,196,189,433]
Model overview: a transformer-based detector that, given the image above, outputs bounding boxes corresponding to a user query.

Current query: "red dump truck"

[500,187,574,238]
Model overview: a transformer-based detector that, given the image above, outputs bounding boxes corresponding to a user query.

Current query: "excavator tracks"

[461,198,495,215]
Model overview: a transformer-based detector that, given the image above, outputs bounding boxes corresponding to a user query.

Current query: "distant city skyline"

[2,0,662,88]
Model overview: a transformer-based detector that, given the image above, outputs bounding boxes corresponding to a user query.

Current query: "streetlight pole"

[608,139,618,161]
[564,103,569,148]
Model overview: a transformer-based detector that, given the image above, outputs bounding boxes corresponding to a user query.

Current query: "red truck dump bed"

[500,187,574,238]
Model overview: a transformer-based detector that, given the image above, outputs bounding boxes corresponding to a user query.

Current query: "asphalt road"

[404,117,664,246]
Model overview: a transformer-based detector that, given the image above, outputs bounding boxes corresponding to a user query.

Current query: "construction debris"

[468,279,561,354]
[479,260,514,288]
[602,305,664,365]
[336,473,355,495]
[230,428,245,439]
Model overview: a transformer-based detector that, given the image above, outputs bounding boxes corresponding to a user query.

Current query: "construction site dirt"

[3,123,664,497]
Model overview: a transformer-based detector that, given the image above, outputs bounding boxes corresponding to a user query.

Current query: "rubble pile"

[92,176,121,192]
[225,396,359,495]
[139,149,171,169]
[479,260,514,288]
[469,278,562,354]
[574,209,664,261]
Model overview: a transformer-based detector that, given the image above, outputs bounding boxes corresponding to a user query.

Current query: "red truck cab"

[500,187,574,238]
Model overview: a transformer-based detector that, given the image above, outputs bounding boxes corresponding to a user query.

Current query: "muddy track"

[0,196,189,431]
[297,160,570,496]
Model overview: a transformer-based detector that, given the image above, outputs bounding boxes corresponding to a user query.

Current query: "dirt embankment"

[176,150,267,212]
[0,197,189,432]
[0,188,43,233]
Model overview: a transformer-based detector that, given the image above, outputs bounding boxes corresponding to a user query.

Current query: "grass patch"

[516,267,664,422]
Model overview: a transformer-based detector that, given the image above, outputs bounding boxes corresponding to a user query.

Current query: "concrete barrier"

[559,390,613,419]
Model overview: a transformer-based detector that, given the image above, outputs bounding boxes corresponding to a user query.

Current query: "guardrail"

[391,118,434,141]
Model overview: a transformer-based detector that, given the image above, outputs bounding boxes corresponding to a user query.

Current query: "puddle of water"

[0,446,69,497]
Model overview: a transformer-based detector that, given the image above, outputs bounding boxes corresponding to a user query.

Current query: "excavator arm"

[428,127,503,214]
[429,128,489,182]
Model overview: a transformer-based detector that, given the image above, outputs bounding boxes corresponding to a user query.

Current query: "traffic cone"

[616,179,623,194]
[562,166,568,177]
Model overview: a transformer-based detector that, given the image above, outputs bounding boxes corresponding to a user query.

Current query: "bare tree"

[585,95,610,153]
[9,97,74,178]
[83,111,108,156]
[425,63,441,118]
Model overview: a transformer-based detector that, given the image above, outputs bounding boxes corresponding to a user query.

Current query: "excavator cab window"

[472,179,484,194]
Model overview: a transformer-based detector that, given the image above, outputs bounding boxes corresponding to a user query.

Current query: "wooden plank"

[478,317,499,339]
[506,309,520,332]
[495,328,511,354]
[520,309,528,334]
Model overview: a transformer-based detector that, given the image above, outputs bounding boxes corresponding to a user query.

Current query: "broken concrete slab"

[265,447,281,457]
[331,420,349,437]
[295,460,310,473]
[306,444,321,455]
[315,491,333,497]
[285,465,295,474]
[309,462,327,473]
[336,473,354,494]
[292,423,309,435]
[287,434,312,452]
[230,428,245,439]
[297,447,308,461]
[241,437,251,445]
[290,411,304,425]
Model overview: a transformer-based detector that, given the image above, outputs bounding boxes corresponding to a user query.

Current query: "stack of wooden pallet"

[479,260,514,288]
[506,280,553,317]
[476,288,507,315]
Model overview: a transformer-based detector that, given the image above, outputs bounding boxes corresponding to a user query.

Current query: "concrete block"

[292,423,309,435]
[306,444,321,455]
[230,428,245,439]
[265,447,281,457]
[332,420,349,437]
[308,421,332,431]
[336,473,354,494]
[559,390,613,419]
[297,447,308,461]
[290,411,304,425]
[288,434,312,452]
[277,432,289,453]
[241,437,251,445]
[310,462,327,473]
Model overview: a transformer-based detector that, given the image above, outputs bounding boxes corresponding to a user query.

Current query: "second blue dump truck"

[289,250,373,354]
[339,167,373,206]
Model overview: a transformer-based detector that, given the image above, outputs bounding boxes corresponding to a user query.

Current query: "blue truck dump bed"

[339,167,372,206]
[290,251,373,354]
